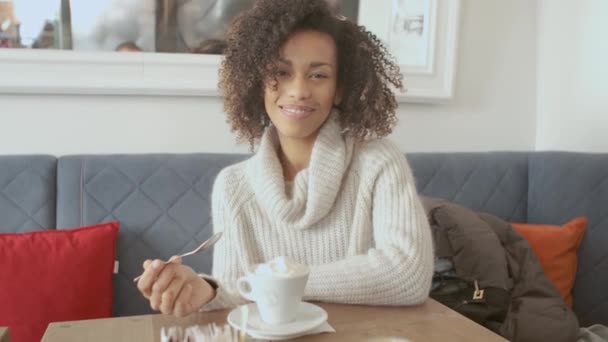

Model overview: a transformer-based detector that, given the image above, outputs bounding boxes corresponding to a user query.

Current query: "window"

[1,0,358,54]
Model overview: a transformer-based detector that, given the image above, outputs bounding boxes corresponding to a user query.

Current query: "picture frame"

[358,0,461,103]
[0,0,460,103]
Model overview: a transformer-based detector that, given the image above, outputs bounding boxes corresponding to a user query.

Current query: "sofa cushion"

[56,154,247,316]
[0,155,56,233]
[0,221,119,342]
[407,152,529,222]
[528,152,608,326]
[512,217,587,307]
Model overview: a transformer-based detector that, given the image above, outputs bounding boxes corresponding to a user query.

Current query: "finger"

[138,259,166,298]
[168,255,182,264]
[150,288,161,311]
[174,283,193,317]
[152,263,179,294]
[160,277,186,315]
[150,264,181,311]
[134,259,154,289]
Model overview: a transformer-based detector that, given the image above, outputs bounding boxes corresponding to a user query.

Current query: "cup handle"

[237,276,256,301]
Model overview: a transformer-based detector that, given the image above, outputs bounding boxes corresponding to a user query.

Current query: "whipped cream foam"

[254,256,309,278]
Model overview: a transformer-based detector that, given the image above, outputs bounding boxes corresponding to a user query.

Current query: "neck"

[277,133,317,181]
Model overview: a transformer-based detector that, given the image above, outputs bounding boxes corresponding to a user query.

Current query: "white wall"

[0,94,247,155]
[0,0,539,155]
[536,0,608,152]
[397,0,537,152]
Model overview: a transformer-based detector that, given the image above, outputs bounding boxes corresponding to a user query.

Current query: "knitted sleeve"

[198,170,247,311]
[304,142,434,305]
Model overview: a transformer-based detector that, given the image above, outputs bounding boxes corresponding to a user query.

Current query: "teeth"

[283,108,310,115]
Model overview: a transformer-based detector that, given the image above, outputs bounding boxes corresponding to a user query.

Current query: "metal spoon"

[133,232,223,282]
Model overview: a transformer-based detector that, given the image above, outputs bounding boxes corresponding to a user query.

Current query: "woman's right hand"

[136,256,216,317]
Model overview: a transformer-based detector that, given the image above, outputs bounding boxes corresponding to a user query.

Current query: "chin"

[269,109,330,141]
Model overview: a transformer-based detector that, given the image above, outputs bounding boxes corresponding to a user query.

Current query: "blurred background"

[0,0,359,54]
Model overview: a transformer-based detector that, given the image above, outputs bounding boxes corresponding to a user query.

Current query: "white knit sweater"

[201,114,434,310]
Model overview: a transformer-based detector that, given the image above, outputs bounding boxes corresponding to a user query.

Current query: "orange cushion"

[511,217,587,307]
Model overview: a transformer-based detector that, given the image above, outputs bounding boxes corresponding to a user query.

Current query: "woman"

[136,0,433,317]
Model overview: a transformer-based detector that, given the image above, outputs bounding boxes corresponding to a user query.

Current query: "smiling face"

[264,30,341,144]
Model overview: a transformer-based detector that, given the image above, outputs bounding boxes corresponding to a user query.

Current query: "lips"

[279,104,316,119]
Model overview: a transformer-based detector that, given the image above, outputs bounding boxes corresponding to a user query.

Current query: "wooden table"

[0,327,9,342]
[42,299,507,342]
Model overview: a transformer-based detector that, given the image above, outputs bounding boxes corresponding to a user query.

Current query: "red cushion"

[0,222,119,342]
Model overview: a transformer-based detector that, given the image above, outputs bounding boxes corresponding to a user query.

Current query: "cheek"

[264,86,278,106]
[317,84,338,107]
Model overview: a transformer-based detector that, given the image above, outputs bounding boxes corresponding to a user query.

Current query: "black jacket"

[423,197,579,342]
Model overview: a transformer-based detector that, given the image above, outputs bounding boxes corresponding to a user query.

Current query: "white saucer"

[245,327,326,341]
[227,302,328,338]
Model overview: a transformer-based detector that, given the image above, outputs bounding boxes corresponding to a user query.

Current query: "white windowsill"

[0,49,222,97]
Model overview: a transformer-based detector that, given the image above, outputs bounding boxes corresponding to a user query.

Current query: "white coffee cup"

[237,256,309,325]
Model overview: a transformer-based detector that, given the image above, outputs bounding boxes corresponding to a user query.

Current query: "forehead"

[279,30,337,66]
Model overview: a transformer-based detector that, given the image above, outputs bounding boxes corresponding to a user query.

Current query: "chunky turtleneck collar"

[246,112,355,230]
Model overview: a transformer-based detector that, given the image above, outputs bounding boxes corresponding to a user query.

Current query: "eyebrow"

[278,58,334,68]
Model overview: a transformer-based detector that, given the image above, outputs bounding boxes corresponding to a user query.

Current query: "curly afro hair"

[219,0,403,147]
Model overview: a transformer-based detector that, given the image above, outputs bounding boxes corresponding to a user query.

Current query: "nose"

[285,75,312,100]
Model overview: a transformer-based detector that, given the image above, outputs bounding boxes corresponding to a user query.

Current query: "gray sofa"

[1,152,607,327]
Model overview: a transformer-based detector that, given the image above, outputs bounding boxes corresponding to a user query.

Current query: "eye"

[277,70,290,77]
[310,73,328,79]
